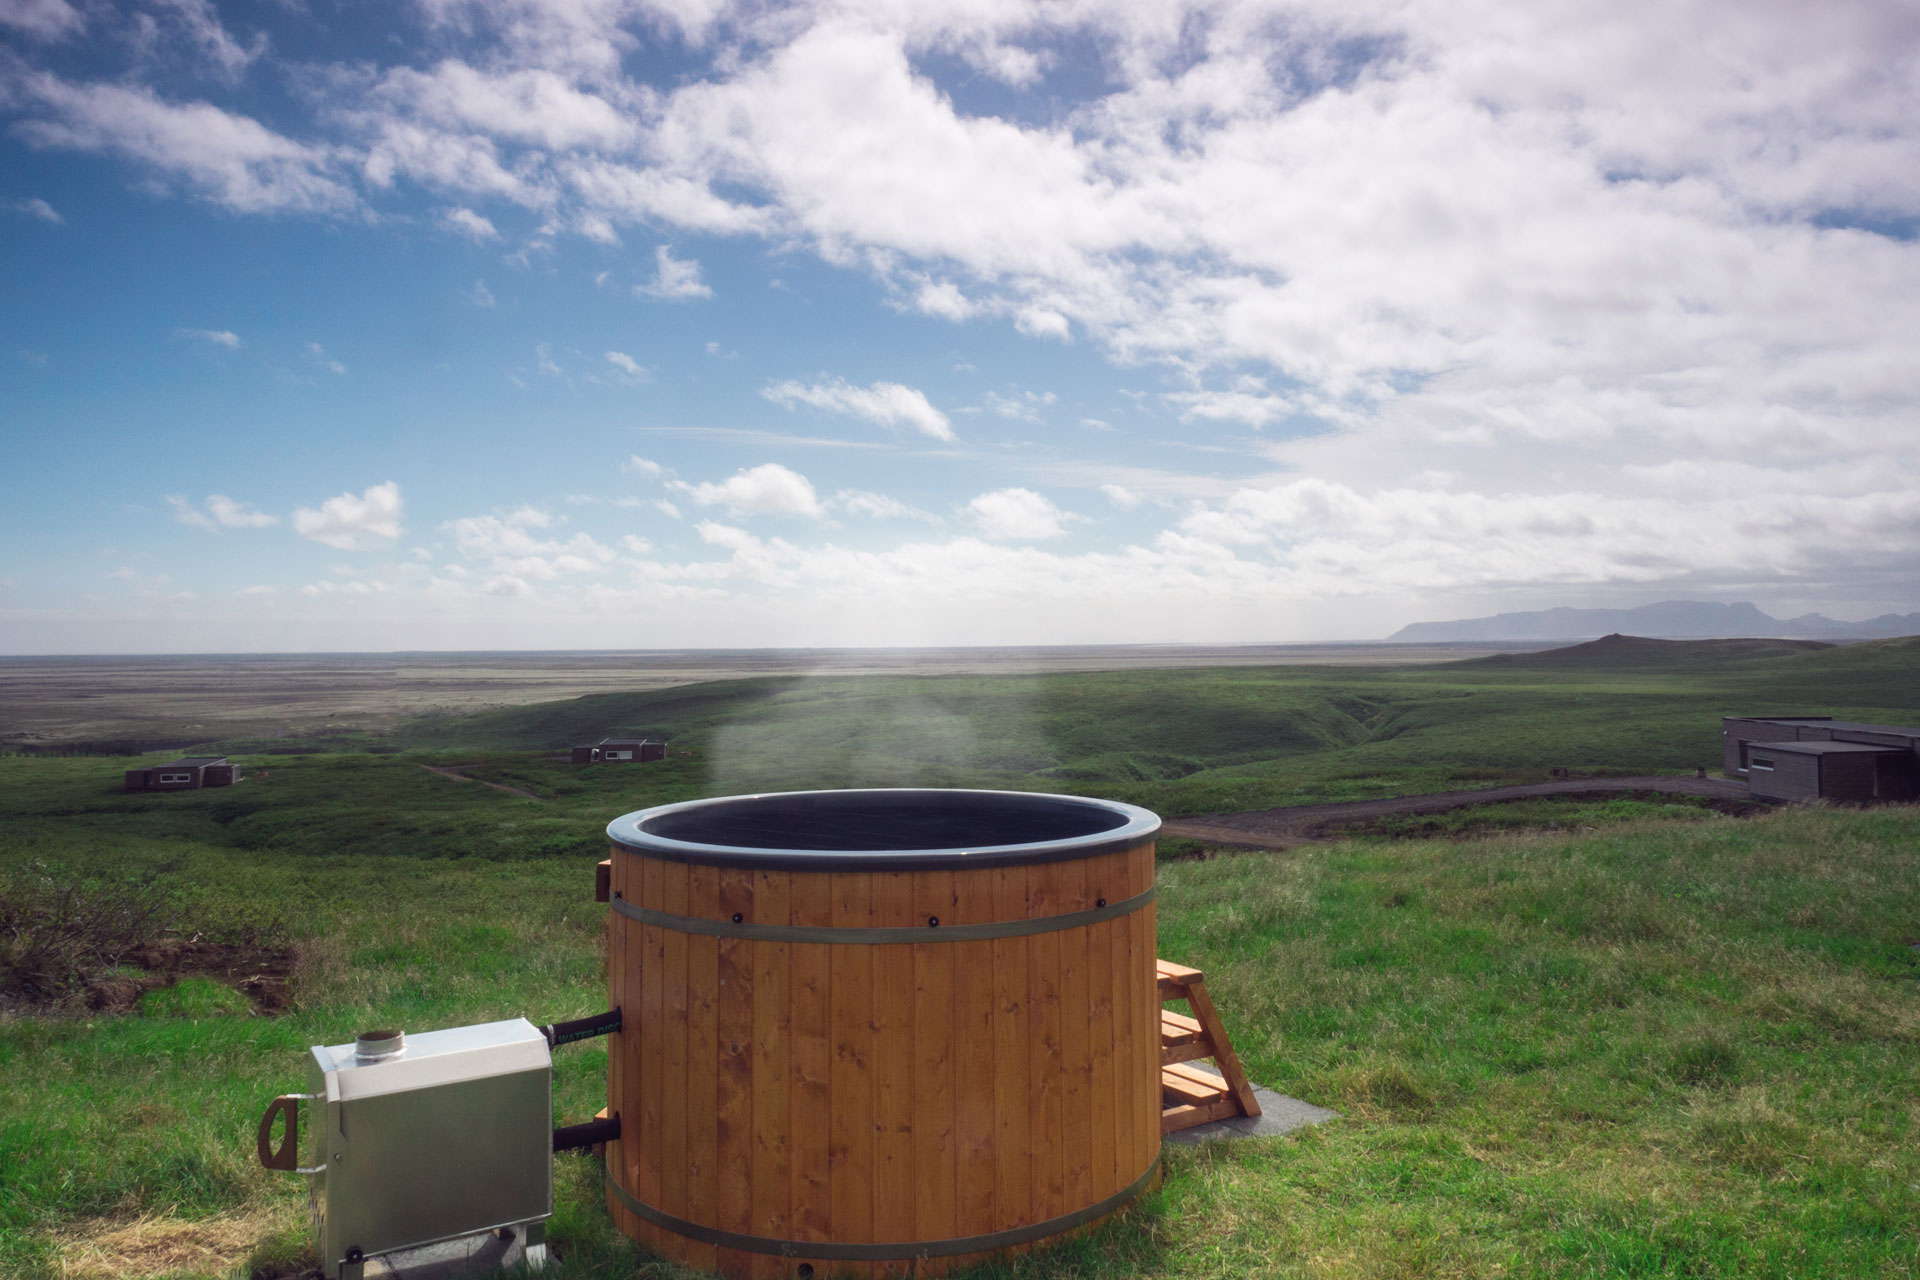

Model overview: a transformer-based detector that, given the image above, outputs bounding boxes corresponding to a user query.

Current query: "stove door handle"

[256,1093,319,1171]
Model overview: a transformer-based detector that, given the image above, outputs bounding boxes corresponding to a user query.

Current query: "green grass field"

[3,635,1918,1278]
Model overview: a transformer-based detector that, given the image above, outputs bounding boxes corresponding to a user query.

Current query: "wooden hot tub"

[602,788,1162,1278]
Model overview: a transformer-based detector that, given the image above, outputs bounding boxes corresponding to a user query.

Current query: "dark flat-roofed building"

[1723,717,1920,802]
[125,755,241,792]
[570,737,666,764]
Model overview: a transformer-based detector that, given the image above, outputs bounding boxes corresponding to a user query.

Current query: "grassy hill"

[4,639,1919,1278]
[1460,633,1835,669]
[1,778,1915,1279]
[385,635,1920,816]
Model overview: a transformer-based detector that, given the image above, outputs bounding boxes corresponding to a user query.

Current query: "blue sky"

[3,0,1918,653]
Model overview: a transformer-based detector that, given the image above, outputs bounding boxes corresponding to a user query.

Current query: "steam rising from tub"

[703,668,1050,795]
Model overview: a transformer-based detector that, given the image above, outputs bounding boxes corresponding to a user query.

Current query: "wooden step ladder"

[1157,959,1261,1133]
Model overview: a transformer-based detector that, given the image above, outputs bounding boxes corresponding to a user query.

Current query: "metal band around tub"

[607,1157,1158,1261]
[608,883,1154,943]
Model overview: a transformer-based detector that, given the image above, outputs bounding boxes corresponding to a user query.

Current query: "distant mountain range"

[1387,600,1920,643]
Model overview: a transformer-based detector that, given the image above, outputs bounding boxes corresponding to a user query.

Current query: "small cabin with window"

[1723,717,1920,802]
[125,756,241,792]
[570,737,666,765]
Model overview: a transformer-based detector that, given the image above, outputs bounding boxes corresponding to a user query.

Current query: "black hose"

[553,1113,621,1153]
[542,1007,622,1048]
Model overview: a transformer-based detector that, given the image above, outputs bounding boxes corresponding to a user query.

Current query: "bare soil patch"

[418,762,540,800]
[84,937,298,1016]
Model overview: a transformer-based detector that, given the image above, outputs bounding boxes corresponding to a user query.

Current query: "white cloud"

[635,245,712,300]
[10,74,352,214]
[177,327,240,348]
[466,279,496,308]
[912,279,976,321]
[146,0,265,84]
[1169,381,1297,430]
[834,489,938,522]
[983,389,1057,423]
[605,350,650,380]
[7,196,63,223]
[1014,307,1070,341]
[443,505,550,556]
[0,0,84,41]
[60,449,1920,649]
[762,377,954,441]
[11,4,1920,633]
[671,462,823,519]
[166,495,216,530]
[442,504,616,578]
[689,520,808,584]
[1080,417,1113,431]
[367,60,633,152]
[577,211,618,244]
[1100,484,1141,510]
[205,494,277,527]
[967,488,1069,541]
[293,481,404,550]
[166,493,274,530]
[306,341,346,375]
[442,206,499,241]
[622,455,666,479]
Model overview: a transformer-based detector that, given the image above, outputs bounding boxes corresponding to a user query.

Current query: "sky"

[2,0,1918,653]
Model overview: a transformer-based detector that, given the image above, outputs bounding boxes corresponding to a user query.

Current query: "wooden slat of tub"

[951,867,997,1240]
[1087,850,1123,1197]
[1136,852,1152,1174]
[622,860,643,1200]
[1026,859,1065,1225]
[910,869,956,1250]
[604,854,626,1198]
[659,860,691,1225]
[1134,851,1160,1173]
[682,864,721,1274]
[747,870,792,1280]
[828,872,875,1245]
[637,855,668,1211]
[715,868,756,1278]
[1109,853,1137,1185]
[871,871,917,1273]
[1058,855,1093,1211]
[990,864,1032,1227]
[788,872,833,1253]
[1086,909,1117,1199]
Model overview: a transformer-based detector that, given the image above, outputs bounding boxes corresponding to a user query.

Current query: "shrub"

[0,862,175,1010]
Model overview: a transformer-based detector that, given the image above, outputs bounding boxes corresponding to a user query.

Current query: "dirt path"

[1162,775,1756,850]
[418,763,541,800]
